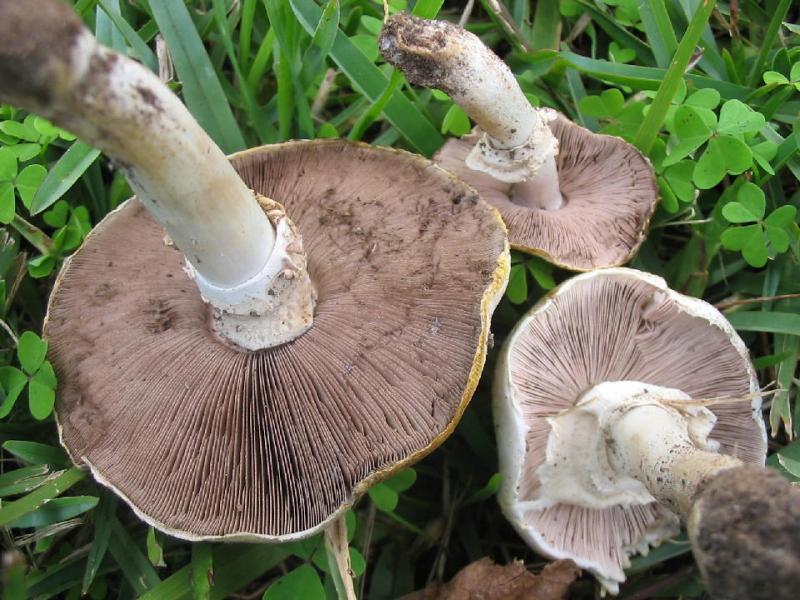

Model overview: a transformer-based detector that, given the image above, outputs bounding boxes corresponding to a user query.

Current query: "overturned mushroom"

[0,0,509,574]
[492,268,798,595]
[379,15,658,271]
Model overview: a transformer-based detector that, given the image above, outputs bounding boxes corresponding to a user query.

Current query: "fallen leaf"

[400,557,580,600]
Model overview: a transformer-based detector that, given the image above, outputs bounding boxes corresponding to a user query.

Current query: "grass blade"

[638,0,678,68]
[531,0,561,51]
[412,0,444,19]
[149,0,246,152]
[559,51,751,99]
[290,0,443,155]
[0,465,50,497]
[725,311,800,336]
[8,495,98,528]
[211,0,278,144]
[672,0,727,78]
[97,0,158,72]
[747,0,792,86]
[238,0,258,72]
[563,64,597,129]
[300,0,339,87]
[632,0,717,154]
[95,0,126,51]
[0,467,85,527]
[771,333,798,438]
[108,517,161,594]
[30,142,101,215]
[247,28,276,91]
[2,440,69,467]
[191,544,213,600]
[82,492,117,594]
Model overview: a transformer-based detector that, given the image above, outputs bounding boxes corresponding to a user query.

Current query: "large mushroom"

[0,0,509,586]
[379,15,659,271]
[493,268,800,597]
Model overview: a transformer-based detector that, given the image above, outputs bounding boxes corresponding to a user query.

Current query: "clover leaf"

[0,331,58,420]
[762,62,800,91]
[609,41,636,64]
[720,183,799,267]
[0,147,47,223]
[665,101,767,189]
[441,104,471,136]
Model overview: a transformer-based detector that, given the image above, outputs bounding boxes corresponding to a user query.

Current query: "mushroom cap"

[690,465,800,600]
[493,268,766,585]
[46,139,509,542]
[435,117,659,271]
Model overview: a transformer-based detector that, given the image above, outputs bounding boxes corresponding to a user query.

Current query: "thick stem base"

[465,109,560,184]
[538,381,739,517]
[192,196,316,351]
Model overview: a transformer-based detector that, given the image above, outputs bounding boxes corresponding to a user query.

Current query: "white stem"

[607,403,742,520]
[379,14,561,192]
[539,381,741,519]
[0,2,315,349]
[325,516,357,600]
[510,156,563,210]
[4,25,274,288]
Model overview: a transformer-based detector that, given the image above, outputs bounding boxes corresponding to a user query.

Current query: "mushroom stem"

[325,517,357,600]
[510,158,563,211]
[0,1,316,350]
[540,381,744,520]
[607,403,742,520]
[379,14,562,204]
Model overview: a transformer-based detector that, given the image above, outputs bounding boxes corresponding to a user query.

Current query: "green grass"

[1,1,798,598]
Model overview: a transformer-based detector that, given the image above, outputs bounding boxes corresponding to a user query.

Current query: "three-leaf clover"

[0,147,47,223]
[368,467,417,513]
[0,114,75,161]
[0,331,57,420]
[578,88,646,140]
[609,41,636,64]
[720,183,799,267]
[665,100,766,189]
[763,62,800,91]
[26,201,92,279]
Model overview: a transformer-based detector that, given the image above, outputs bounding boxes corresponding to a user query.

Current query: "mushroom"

[492,268,800,596]
[0,0,510,587]
[379,15,659,271]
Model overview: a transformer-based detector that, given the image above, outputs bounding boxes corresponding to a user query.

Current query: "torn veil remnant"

[0,0,510,549]
[493,268,793,596]
[379,15,659,271]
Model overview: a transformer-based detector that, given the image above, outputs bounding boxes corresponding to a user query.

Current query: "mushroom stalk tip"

[380,13,561,193]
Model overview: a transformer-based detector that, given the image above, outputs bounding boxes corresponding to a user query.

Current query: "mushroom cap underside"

[46,139,510,542]
[436,116,659,271]
[493,268,766,584]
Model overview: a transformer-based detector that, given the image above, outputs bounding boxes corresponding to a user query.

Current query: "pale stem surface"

[325,516,357,600]
[607,402,743,520]
[380,14,562,205]
[0,15,274,288]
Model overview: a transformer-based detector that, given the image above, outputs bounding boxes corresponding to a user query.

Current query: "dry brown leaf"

[400,557,580,600]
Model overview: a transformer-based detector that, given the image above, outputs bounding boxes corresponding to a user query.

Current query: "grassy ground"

[1,1,799,598]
